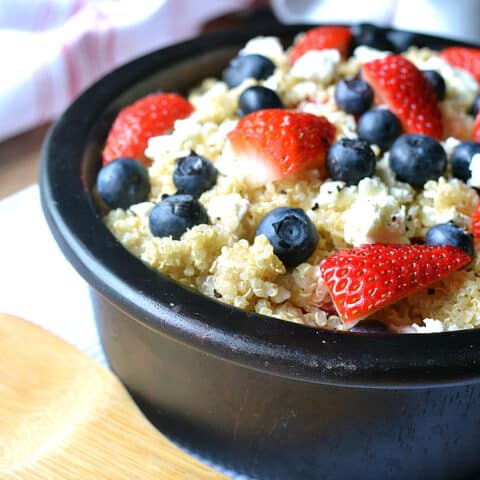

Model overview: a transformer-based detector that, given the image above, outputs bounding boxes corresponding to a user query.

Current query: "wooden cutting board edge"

[0,313,230,480]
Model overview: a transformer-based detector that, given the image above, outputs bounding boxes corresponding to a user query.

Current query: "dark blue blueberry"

[389,134,447,187]
[256,207,319,268]
[223,54,275,88]
[451,141,480,182]
[326,138,376,185]
[386,30,425,53]
[334,78,373,115]
[425,222,473,258]
[96,157,150,209]
[470,94,480,117]
[173,151,218,197]
[237,86,283,117]
[351,23,394,51]
[357,108,402,151]
[149,194,209,239]
[350,319,390,334]
[422,70,446,101]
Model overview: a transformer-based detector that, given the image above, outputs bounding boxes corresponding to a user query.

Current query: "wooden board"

[0,314,229,479]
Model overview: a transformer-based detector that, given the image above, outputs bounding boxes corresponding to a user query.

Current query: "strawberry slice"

[473,110,480,142]
[440,47,480,82]
[102,92,193,166]
[362,55,443,139]
[227,109,336,184]
[471,203,480,239]
[320,243,470,327]
[289,26,352,64]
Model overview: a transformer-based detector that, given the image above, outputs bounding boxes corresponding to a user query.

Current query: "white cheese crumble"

[342,177,409,246]
[239,36,287,67]
[205,193,249,232]
[290,49,340,84]
[315,181,355,210]
[469,154,480,188]
[129,202,155,219]
[146,118,203,158]
[442,136,461,157]
[354,45,392,63]
[397,318,445,333]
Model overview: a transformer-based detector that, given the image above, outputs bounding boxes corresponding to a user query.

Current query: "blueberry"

[470,95,480,117]
[237,86,283,117]
[223,54,275,88]
[96,157,150,209]
[351,23,394,51]
[334,78,373,115]
[422,70,446,101]
[256,207,319,268]
[357,108,402,151]
[326,138,376,185]
[389,134,447,187]
[350,319,390,334]
[386,30,425,53]
[173,151,217,197]
[149,194,209,239]
[451,142,480,182]
[425,222,473,258]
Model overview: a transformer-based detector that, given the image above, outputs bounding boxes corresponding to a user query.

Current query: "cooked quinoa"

[104,36,480,333]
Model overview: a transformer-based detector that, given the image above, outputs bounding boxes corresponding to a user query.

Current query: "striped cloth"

[0,0,251,142]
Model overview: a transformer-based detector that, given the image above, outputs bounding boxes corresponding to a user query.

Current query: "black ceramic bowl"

[40,24,480,480]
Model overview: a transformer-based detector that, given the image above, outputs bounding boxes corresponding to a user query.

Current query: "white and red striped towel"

[0,0,252,142]
[2,0,479,143]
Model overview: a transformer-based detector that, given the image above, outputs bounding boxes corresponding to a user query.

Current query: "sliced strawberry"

[227,109,336,184]
[320,243,470,327]
[362,55,443,139]
[473,110,480,142]
[289,25,352,64]
[440,47,480,83]
[471,203,480,239]
[102,93,193,166]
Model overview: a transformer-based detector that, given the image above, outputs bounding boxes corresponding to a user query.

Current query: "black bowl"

[40,24,480,479]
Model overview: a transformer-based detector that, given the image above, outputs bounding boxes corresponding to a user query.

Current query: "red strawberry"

[440,47,480,82]
[473,110,480,142]
[227,109,336,183]
[362,55,443,139]
[102,93,193,166]
[320,243,470,327]
[471,203,480,239]
[289,26,352,64]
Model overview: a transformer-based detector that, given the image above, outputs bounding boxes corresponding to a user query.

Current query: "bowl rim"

[40,23,480,388]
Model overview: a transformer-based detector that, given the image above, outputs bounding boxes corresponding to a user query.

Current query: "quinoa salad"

[96,25,480,333]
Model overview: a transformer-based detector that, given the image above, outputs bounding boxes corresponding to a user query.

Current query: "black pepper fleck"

[213,289,222,298]
[312,203,319,211]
